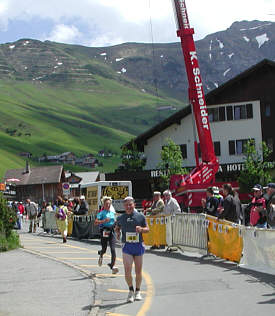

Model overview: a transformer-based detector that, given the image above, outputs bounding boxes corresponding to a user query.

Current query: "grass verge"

[0,231,21,252]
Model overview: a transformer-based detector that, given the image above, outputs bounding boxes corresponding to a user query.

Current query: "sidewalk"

[0,228,95,316]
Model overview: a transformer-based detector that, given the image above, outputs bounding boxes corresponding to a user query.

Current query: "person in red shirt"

[17,202,25,215]
[250,184,267,228]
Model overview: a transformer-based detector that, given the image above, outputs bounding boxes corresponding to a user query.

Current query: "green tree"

[118,140,146,171]
[158,138,188,188]
[0,193,17,238]
[238,140,272,192]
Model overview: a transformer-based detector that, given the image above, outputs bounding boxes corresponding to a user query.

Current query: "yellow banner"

[143,216,167,246]
[101,185,129,200]
[206,215,243,263]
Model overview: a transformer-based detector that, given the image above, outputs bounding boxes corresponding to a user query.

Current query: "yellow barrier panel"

[143,216,167,247]
[206,215,243,263]
[67,216,73,236]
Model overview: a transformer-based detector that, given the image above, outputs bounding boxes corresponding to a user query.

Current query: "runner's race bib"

[103,229,111,238]
[126,232,139,243]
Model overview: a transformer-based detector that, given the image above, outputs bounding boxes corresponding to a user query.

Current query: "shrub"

[0,193,17,244]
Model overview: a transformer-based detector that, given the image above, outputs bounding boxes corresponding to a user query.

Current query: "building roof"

[127,59,275,150]
[4,165,64,185]
[68,171,99,188]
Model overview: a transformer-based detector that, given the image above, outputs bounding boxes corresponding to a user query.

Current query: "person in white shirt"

[162,190,181,215]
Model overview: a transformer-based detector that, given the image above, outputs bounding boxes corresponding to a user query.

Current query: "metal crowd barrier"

[44,211,57,230]
[172,213,208,254]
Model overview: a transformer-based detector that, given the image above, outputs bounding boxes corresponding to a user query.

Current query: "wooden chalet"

[4,163,65,203]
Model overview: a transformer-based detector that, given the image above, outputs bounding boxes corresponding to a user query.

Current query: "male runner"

[115,196,149,303]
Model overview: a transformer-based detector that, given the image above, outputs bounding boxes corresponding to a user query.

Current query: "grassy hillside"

[0,77,182,179]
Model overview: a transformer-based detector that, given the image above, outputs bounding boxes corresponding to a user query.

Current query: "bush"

[0,193,20,252]
[0,193,17,238]
[0,230,20,252]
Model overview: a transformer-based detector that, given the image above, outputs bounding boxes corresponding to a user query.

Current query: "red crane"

[170,0,220,209]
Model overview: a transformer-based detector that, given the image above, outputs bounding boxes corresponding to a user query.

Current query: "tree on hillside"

[117,140,146,172]
[158,138,188,189]
[238,140,272,192]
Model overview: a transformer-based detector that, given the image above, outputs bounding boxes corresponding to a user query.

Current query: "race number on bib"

[103,229,111,238]
[126,232,139,243]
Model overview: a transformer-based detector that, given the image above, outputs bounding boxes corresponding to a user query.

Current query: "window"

[267,138,274,152]
[228,139,253,155]
[180,144,187,159]
[246,104,253,118]
[234,104,248,120]
[219,107,225,121]
[226,106,233,120]
[208,107,225,122]
[214,142,221,156]
[227,104,253,120]
[265,104,271,117]
[229,140,235,155]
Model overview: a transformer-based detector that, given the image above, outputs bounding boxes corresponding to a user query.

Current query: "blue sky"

[0,0,274,47]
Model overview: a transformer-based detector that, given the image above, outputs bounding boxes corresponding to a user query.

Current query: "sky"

[0,0,274,47]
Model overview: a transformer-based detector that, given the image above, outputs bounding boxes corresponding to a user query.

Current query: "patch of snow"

[54,66,58,69]
[223,68,231,76]
[243,36,250,42]
[255,33,269,48]
[104,57,107,61]
[9,45,15,49]
[23,41,29,46]
[57,62,63,65]
[141,89,146,93]
[220,52,224,55]
[117,71,121,74]
[209,40,213,51]
[240,23,271,31]
[228,53,234,59]
[216,39,224,49]
[121,68,127,73]
[160,55,164,58]
[214,82,219,88]
[209,53,212,60]
[100,52,107,56]
[24,66,28,70]
[116,58,124,62]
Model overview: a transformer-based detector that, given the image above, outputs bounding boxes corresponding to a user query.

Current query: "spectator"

[25,199,38,233]
[73,197,80,214]
[146,192,164,216]
[76,195,89,215]
[264,183,275,229]
[212,186,224,211]
[217,184,238,223]
[201,187,219,217]
[249,184,267,228]
[17,202,25,229]
[55,196,68,243]
[162,190,181,215]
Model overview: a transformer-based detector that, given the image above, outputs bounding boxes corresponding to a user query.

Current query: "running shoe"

[112,266,119,274]
[98,256,103,267]
[127,290,135,303]
[135,291,142,301]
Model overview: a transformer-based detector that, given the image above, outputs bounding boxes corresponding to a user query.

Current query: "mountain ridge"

[0,20,274,178]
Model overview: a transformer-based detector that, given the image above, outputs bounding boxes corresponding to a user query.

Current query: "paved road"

[1,225,275,316]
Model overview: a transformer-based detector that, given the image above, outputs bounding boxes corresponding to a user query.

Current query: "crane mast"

[171,0,219,202]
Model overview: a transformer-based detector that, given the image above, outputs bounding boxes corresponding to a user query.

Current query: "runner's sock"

[129,286,134,292]
[136,288,140,292]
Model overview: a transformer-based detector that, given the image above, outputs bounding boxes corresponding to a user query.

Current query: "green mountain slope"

[0,76,182,178]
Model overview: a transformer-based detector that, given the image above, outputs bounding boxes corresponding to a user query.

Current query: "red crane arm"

[172,0,216,163]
